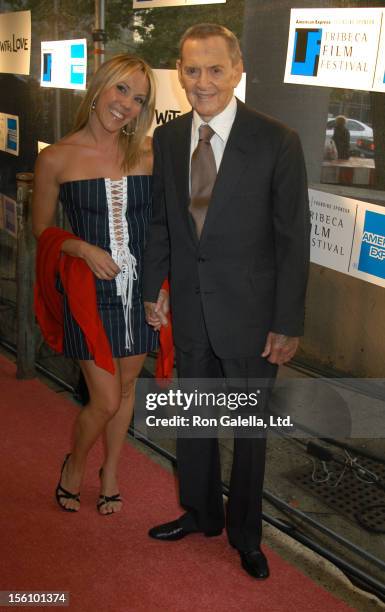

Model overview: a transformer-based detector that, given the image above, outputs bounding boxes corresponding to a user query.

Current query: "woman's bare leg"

[58,359,121,511]
[98,353,147,514]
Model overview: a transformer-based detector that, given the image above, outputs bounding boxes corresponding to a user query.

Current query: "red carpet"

[0,354,354,612]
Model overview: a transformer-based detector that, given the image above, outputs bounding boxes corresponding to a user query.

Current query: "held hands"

[144,289,170,331]
[261,331,299,365]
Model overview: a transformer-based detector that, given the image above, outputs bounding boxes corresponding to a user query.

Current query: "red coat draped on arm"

[34,227,115,375]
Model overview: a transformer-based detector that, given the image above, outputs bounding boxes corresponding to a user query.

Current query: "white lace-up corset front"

[105,177,137,350]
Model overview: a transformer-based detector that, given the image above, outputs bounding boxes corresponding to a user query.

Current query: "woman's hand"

[79,243,120,280]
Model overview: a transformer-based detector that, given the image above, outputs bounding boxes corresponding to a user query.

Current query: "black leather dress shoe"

[148,518,222,541]
[239,549,269,579]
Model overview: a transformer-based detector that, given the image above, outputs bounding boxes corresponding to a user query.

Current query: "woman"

[33,54,166,515]
[332,115,350,160]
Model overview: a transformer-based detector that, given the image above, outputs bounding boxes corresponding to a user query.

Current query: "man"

[143,23,310,579]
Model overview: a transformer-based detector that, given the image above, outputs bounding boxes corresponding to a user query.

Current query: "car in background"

[354,137,375,158]
[326,117,373,157]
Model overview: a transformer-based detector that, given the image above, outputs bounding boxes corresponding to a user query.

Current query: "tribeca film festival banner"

[0,112,19,156]
[150,68,246,134]
[0,10,31,75]
[133,0,225,8]
[40,39,87,90]
[310,189,385,288]
[284,8,385,93]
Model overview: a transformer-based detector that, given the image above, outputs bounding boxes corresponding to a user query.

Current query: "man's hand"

[261,332,299,365]
[144,289,169,331]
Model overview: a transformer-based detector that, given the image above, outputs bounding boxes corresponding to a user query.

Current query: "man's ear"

[233,59,243,87]
[176,59,184,89]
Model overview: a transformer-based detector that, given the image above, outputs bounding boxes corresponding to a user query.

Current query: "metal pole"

[93,0,106,72]
[53,0,61,143]
[263,489,385,572]
[53,0,63,228]
[15,172,36,379]
[263,513,385,601]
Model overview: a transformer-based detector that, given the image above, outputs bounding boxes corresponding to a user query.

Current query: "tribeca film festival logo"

[291,28,322,77]
[358,210,385,279]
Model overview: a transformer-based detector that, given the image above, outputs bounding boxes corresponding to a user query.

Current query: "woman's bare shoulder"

[34,141,66,177]
[35,131,92,181]
[36,132,82,164]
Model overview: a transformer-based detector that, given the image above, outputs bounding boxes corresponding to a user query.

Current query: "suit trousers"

[175,309,277,552]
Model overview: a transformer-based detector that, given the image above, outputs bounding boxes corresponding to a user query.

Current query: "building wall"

[243,0,385,376]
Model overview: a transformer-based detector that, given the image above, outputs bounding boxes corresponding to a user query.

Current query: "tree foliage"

[2,0,244,68]
[135,0,245,67]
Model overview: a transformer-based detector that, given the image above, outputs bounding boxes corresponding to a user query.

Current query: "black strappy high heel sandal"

[55,454,80,512]
[97,467,122,515]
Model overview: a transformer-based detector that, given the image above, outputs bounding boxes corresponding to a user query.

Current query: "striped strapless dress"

[58,175,158,359]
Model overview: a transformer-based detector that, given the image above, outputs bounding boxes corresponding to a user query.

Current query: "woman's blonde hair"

[73,54,156,173]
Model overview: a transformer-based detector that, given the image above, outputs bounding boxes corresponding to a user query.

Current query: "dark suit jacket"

[143,100,310,358]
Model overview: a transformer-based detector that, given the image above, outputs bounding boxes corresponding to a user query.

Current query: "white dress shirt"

[189,96,237,184]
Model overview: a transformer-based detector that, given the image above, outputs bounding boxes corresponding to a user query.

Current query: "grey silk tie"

[189,124,217,238]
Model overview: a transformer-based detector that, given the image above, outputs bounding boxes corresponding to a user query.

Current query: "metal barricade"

[15,172,36,379]
[0,195,16,350]
[0,173,36,378]
[0,172,86,387]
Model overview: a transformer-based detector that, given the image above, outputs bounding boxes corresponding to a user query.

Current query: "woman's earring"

[91,100,96,110]
[122,121,137,137]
